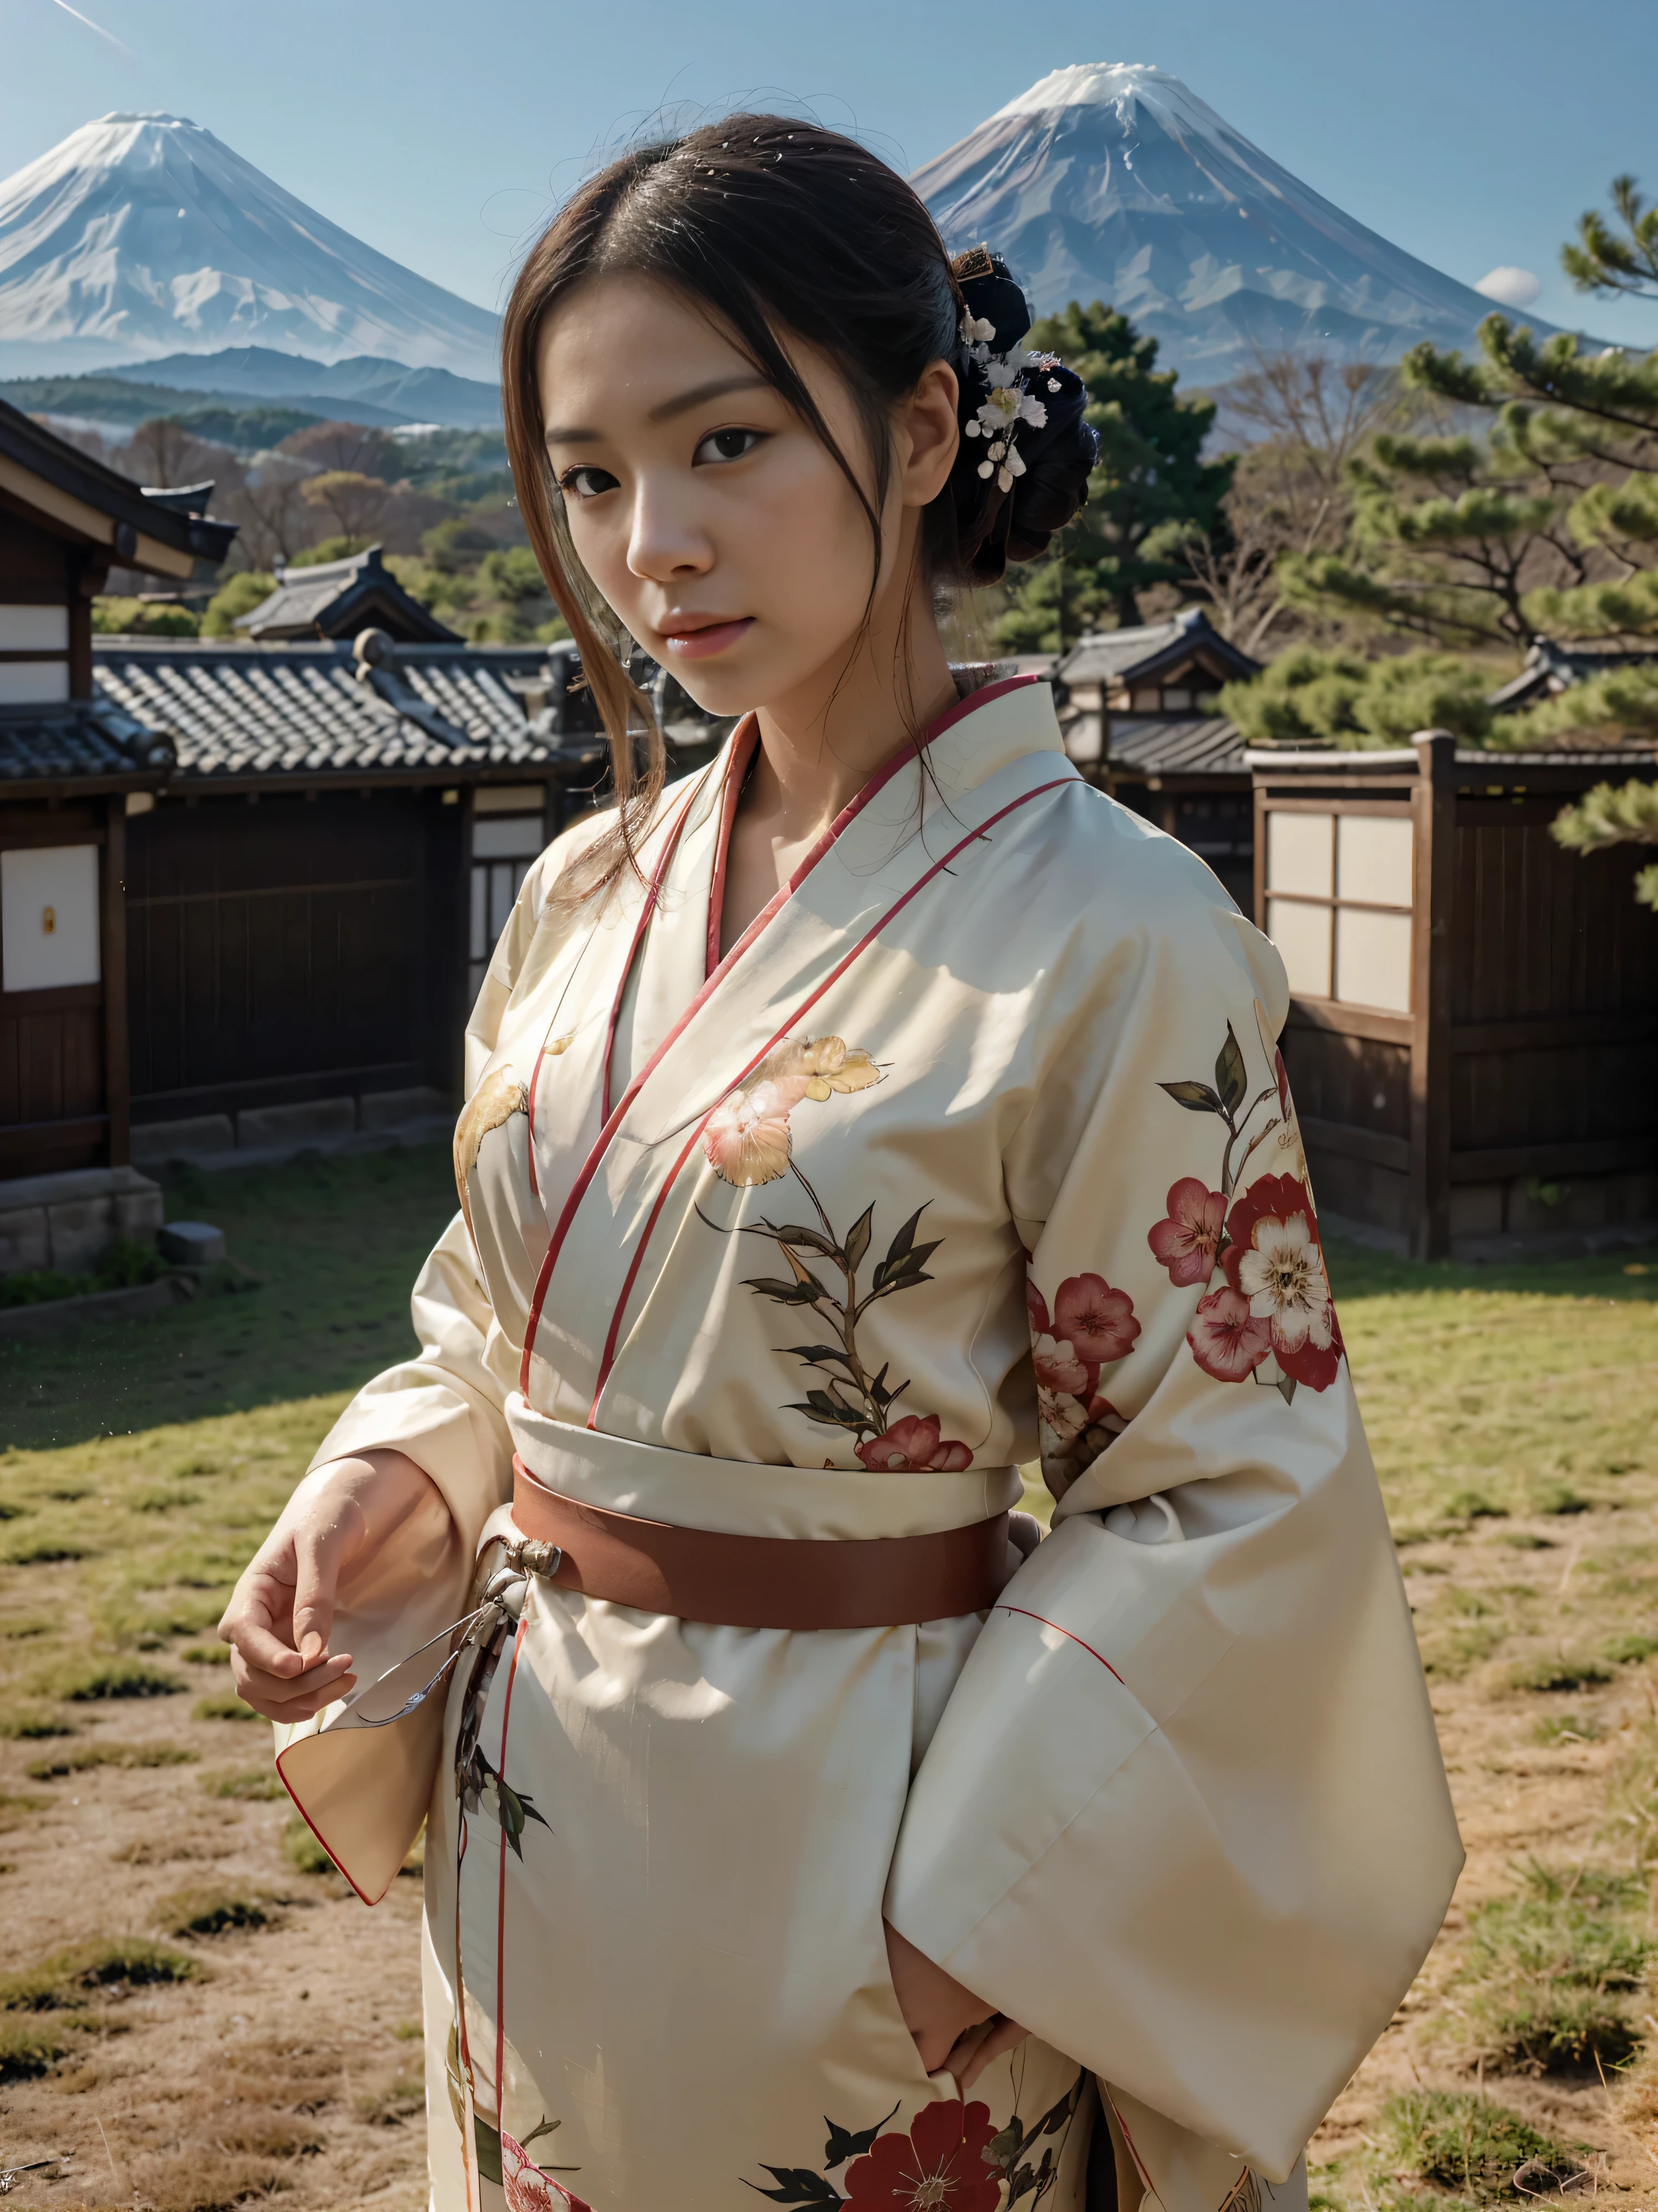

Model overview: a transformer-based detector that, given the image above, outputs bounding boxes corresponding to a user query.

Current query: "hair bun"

[946,247,1096,584]
[951,244,1031,354]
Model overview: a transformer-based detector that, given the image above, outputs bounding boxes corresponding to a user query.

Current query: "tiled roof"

[1107,715,1249,776]
[90,639,579,782]
[1488,634,1658,710]
[236,545,462,644]
[1055,608,1261,688]
[0,697,173,782]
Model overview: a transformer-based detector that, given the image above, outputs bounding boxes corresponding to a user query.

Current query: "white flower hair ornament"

[952,245,1071,495]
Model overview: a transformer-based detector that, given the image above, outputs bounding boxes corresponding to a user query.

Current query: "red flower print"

[1025,1275,1051,1338]
[1147,1177,1227,1287]
[856,1414,973,1473]
[502,2132,591,2212]
[1222,1173,1343,1392]
[841,2098,1000,2212]
[1187,1284,1272,1383]
[1052,1273,1140,1365]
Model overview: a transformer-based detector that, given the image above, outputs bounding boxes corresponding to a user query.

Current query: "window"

[1,844,100,993]
[468,815,546,1002]
[1263,810,1414,1014]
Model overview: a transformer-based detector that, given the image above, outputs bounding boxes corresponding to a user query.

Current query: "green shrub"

[201,1767,284,1802]
[153,1884,280,1937]
[282,1814,339,1876]
[1455,1861,1652,2070]
[43,1660,183,1702]
[1376,2088,1587,2201]
[193,1691,260,1722]
[0,2018,73,2080]
[0,1938,197,2009]
[1506,1653,1613,1693]
[25,1742,196,1778]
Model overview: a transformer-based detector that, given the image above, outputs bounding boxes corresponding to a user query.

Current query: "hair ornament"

[953,247,1067,494]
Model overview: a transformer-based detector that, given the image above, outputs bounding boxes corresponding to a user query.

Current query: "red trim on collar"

[517,675,1053,1401]
[584,772,1074,1421]
[600,770,709,1124]
[704,714,759,982]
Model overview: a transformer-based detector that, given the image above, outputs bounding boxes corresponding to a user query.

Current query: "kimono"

[282,677,1461,2212]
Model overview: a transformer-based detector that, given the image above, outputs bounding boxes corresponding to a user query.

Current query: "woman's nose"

[627,483,713,583]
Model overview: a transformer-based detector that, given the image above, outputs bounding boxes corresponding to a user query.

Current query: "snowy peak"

[0,111,500,380]
[918,64,1579,380]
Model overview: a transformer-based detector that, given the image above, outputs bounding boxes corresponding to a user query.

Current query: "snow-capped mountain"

[0,113,500,381]
[915,65,1581,378]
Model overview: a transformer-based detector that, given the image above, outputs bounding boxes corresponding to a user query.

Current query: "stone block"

[236,1098,357,1150]
[359,1086,452,1133]
[131,1115,236,1165]
[47,1196,115,1272]
[0,1206,49,1276]
[114,1184,163,1242]
[158,1221,227,1266]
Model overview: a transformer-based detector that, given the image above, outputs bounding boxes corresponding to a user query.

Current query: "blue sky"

[5,0,1658,349]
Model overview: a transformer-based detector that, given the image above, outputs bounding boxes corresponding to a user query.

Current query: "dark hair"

[500,114,1094,900]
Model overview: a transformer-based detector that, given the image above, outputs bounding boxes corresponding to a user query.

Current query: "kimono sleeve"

[883,841,1462,2183]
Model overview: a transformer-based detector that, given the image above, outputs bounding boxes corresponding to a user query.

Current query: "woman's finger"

[289,1523,345,1664]
[230,1647,355,1714]
[954,2015,1030,2094]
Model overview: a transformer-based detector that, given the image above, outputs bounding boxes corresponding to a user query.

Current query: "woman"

[222,118,1461,2212]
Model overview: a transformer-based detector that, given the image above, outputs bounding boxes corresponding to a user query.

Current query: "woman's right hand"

[218,1448,438,1722]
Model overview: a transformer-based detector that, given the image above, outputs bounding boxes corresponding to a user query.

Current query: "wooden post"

[102,794,131,1168]
[1407,733,1456,1259]
[1251,779,1268,932]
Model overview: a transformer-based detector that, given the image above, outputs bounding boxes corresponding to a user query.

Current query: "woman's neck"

[716,578,957,955]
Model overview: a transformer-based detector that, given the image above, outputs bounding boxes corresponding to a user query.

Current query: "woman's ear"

[898,358,960,509]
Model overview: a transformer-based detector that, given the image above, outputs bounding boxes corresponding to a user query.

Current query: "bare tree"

[278,419,400,479]
[1182,354,1424,652]
[299,469,392,546]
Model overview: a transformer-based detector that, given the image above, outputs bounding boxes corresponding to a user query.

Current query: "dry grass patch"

[152,1882,284,1938]
[0,1937,198,2010]
[24,1740,196,1778]
[198,1764,285,1801]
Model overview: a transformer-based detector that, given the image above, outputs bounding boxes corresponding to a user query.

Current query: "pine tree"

[997,302,1234,646]
[1277,431,1573,652]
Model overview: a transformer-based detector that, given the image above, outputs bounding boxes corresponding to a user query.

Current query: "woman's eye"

[559,465,619,500]
[694,427,765,467]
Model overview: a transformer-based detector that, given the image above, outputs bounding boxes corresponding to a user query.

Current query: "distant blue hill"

[111,347,500,427]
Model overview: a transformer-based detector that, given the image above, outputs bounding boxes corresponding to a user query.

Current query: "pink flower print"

[702,1034,882,1187]
[501,2132,591,2212]
[1052,1273,1140,1365]
[1147,1177,1227,1287]
[856,1414,973,1472]
[1186,1284,1272,1383]
[1031,1331,1091,1395]
[1025,1274,1051,1338]
[703,1072,812,1187]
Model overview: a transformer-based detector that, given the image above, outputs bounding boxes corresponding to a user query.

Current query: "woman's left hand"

[883,1921,1029,2093]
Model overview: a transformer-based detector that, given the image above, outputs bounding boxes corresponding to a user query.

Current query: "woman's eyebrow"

[544,372,771,447]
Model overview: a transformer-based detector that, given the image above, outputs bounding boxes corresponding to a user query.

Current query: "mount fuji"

[0,112,500,381]
[915,65,1584,380]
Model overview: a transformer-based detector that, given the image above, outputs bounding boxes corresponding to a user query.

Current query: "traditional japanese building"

[1252,734,1658,1259]
[234,542,464,643]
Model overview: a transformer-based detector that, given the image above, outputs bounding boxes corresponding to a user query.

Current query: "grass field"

[1,1145,1657,2208]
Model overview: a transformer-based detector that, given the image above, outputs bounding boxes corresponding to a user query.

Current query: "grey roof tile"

[90,638,566,781]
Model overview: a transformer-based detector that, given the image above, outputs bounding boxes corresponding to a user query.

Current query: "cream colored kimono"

[290,678,1461,2212]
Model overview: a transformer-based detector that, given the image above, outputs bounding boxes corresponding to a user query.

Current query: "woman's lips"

[659,617,754,661]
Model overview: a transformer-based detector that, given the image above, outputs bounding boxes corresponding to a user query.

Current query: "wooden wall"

[1261,740,1658,1256]
[0,798,116,1176]
[125,788,466,1125]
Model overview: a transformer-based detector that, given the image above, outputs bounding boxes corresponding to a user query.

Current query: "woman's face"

[536,273,956,717]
